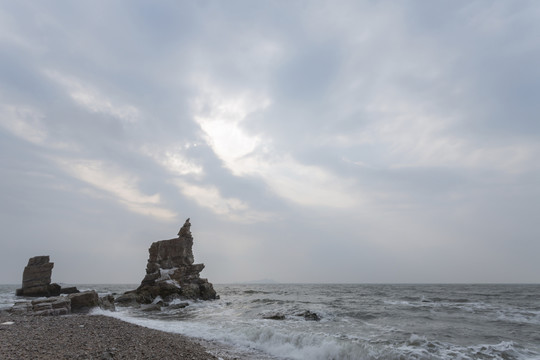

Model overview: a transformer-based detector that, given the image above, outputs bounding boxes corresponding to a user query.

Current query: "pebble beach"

[0,313,228,360]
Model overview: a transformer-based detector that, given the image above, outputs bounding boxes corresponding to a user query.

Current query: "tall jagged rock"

[16,256,61,297]
[131,219,217,303]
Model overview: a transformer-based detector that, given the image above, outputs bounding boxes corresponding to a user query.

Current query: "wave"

[496,309,540,326]
[93,307,539,360]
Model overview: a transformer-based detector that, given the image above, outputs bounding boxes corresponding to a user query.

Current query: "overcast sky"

[1,1,539,284]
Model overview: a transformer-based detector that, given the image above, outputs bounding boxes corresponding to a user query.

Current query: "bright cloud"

[142,144,204,177]
[193,84,358,208]
[192,80,268,169]
[174,180,272,223]
[54,158,176,221]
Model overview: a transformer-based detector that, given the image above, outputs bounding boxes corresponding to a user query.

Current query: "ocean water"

[1,284,539,359]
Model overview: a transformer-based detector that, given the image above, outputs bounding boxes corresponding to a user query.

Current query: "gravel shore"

[0,312,231,360]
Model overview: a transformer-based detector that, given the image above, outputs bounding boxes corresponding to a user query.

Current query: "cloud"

[141,144,204,177]
[54,157,176,221]
[44,70,141,125]
[193,82,358,208]
[0,104,47,145]
[0,103,75,150]
[343,96,540,174]
[174,179,273,223]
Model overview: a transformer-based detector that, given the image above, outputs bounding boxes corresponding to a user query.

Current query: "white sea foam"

[158,268,178,281]
[496,308,540,325]
[0,285,18,310]
[94,307,373,360]
[95,306,537,360]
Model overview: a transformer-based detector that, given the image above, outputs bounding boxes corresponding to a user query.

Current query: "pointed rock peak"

[129,218,218,302]
[177,218,192,238]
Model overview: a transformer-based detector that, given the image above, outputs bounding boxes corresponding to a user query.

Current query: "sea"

[1,283,539,360]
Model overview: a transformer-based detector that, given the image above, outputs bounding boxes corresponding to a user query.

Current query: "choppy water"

[2,284,539,359]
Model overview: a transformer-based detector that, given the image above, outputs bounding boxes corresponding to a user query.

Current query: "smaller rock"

[10,301,33,314]
[98,295,116,311]
[15,256,77,297]
[263,313,286,320]
[115,292,140,307]
[140,304,162,312]
[69,291,99,313]
[30,296,71,316]
[168,302,189,310]
[296,310,321,321]
[60,287,80,294]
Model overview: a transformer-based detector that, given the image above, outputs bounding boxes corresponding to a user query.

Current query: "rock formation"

[9,290,113,316]
[15,256,79,297]
[69,291,100,313]
[16,256,60,297]
[11,297,71,316]
[119,218,217,304]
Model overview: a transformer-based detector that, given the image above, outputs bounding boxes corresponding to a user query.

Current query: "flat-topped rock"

[23,256,53,287]
[16,256,61,297]
[69,291,99,313]
[15,256,79,297]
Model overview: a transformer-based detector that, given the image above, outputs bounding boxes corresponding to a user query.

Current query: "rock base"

[9,291,115,316]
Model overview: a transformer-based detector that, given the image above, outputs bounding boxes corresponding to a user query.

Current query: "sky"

[1,1,539,284]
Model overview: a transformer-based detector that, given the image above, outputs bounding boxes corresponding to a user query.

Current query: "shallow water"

[2,284,539,359]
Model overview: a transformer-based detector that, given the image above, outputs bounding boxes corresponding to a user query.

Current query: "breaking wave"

[89,283,540,360]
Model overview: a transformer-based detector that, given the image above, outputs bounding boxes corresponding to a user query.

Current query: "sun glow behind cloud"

[193,83,359,208]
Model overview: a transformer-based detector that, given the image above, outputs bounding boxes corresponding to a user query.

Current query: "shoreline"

[0,312,238,360]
